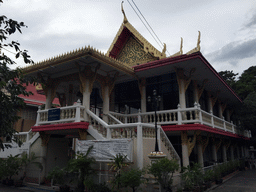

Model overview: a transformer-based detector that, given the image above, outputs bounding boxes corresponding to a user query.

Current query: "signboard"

[76,139,133,162]
[48,108,60,121]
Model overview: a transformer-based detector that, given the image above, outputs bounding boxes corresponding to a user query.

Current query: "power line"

[128,0,170,56]
[127,0,162,50]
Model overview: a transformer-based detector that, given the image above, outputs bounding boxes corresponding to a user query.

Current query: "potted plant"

[47,166,70,192]
[67,145,96,192]
[108,153,130,191]
[148,158,179,192]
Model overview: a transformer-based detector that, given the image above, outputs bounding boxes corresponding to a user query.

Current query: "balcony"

[33,102,251,139]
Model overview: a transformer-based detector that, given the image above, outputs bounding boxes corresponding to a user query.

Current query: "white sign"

[76,139,133,162]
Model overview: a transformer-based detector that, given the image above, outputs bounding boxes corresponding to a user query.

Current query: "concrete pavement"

[209,169,256,192]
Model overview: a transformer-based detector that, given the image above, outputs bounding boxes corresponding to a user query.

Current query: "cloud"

[243,13,256,29]
[206,38,256,65]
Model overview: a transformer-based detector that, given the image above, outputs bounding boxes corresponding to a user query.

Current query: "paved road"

[210,169,256,192]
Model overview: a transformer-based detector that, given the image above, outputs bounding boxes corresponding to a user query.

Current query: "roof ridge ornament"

[161,43,166,55]
[121,1,128,24]
[186,31,201,55]
[169,37,183,58]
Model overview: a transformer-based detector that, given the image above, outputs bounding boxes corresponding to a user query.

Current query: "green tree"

[235,66,256,100]
[219,70,238,90]
[67,146,96,192]
[120,168,144,192]
[148,158,179,192]
[0,1,34,150]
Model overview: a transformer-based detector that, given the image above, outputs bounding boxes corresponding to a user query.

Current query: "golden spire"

[180,37,183,54]
[197,31,201,51]
[162,43,166,54]
[121,1,128,24]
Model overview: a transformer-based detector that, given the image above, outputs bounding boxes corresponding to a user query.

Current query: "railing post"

[138,109,141,123]
[223,117,226,131]
[26,132,29,142]
[137,123,143,169]
[75,99,81,122]
[231,121,235,134]
[35,106,41,126]
[177,104,182,125]
[210,110,214,128]
[197,103,203,124]
[107,128,111,139]
[157,126,161,151]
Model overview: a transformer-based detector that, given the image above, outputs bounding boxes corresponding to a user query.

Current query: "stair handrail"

[108,113,123,124]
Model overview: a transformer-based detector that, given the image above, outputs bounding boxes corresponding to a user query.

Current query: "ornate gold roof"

[22,45,134,76]
[106,6,166,62]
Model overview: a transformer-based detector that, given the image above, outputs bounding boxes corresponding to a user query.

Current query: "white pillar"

[207,92,213,113]
[103,85,110,123]
[179,79,186,109]
[82,80,90,121]
[218,101,223,118]
[137,124,143,169]
[182,144,189,167]
[45,89,52,109]
[197,144,204,167]
[222,145,227,162]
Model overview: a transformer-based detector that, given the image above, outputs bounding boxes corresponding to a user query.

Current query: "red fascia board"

[162,124,246,139]
[133,52,242,103]
[24,100,44,106]
[32,122,89,132]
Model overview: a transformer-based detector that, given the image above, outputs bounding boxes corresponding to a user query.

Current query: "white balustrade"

[35,101,85,125]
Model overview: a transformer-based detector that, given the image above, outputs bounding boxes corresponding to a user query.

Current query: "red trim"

[162,124,249,140]
[32,122,89,132]
[133,52,242,103]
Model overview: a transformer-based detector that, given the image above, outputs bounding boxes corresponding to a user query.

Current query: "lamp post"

[147,89,161,152]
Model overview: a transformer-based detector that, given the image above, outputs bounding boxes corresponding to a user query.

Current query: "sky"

[1,0,256,76]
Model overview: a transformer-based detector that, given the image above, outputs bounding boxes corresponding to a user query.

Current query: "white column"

[197,144,204,167]
[82,80,90,121]
[45,89,52,109]
[137,124,143,169]
[103,85,110,123]
[182,144,189,167]
[207,92,213,113]
[222,145,227,162]
[179,79,186,109]
[212,145,217,163]
[218,101,223,118]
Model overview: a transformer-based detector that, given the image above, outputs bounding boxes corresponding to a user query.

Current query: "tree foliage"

[148,158,179,192]
[0,1,34,150]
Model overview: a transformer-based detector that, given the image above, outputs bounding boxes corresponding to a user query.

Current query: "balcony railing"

[33,101,251,138]
[109,103,252,138]
[35,101,85,126]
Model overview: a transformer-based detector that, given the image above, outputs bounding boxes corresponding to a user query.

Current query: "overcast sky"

[2,0,256,75]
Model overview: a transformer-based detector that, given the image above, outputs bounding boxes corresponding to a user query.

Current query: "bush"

[120,168,144,192]
[148,158,179,192]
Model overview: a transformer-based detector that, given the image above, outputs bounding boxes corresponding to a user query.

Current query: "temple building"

[1,5,251,186]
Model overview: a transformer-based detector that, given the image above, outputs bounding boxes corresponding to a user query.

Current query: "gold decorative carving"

[214,139,222,152]
[221,102,227,114]
[23,45,134,77]
[210,91,220,108]
[77,65,100,94]
[186,31,201,55]
[201,136,209,153]
[40,132,50,146]
[121,1,128,24]
[98,73,119,100]
[181,131,201,157]
[38,74,60,104]
[176,68,195,94]
[78,129,87,140]
[169,37,183,58]
[117,36,156,65]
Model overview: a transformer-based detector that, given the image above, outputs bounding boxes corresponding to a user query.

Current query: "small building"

[2,7,251,187]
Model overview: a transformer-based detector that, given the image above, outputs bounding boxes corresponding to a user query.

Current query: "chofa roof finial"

[197,31,201,51]
[121,1,128,24]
